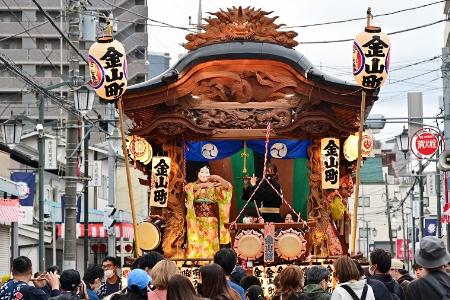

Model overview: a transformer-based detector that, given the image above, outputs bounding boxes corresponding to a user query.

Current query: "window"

[44,70,53,78]
[358,196,370,207]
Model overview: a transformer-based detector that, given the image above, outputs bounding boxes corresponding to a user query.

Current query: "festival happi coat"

[121,6,379,260]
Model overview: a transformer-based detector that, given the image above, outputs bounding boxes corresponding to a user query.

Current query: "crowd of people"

[1,236,449,300]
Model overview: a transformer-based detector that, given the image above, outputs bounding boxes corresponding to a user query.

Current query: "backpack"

[423,274,450,300]
[341,284,368,300]
[389,284,402,300]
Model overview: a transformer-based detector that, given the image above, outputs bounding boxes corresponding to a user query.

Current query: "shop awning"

[0,199,25,223]
[56,222,134,239]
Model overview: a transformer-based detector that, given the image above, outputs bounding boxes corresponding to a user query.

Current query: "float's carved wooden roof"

[122,7,378,142]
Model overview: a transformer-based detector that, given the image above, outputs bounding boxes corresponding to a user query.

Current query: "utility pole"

[410,188,416,263]
[401,202,407,268]
[38,95,45,271]
[63,0,81,270]
[442,47,450,250]
[385,173,394,255]
[83,126,90,271]
[366,220,370,258]
[436,146,442,238]
[197,0,202,33]
[418,161,424,239]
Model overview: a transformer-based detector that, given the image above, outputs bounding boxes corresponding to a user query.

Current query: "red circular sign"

[414,132,439,156]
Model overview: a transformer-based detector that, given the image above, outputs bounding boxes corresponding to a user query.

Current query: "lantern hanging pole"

[117,98,141,257]
[366,7,372,27]
[351,90,366,255]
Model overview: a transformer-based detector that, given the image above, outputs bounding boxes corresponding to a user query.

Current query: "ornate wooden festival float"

[121,6,380,266]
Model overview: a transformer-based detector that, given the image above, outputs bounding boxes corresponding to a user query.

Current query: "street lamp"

[372,228,378,238]
[74,86,95,116]
[396,127,409,159]
[107,127,122,154]
[1,114,23,147]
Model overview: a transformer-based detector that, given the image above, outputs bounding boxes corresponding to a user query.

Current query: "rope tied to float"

[230,122,309,230]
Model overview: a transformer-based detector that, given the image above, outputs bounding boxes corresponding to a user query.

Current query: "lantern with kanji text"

[353,24,390,89]
[88,22,128,101]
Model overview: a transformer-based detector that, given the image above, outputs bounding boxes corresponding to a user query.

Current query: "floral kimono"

[185,182,232,258]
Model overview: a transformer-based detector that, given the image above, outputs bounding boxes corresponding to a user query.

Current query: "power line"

[2,0,67,81]
[390,55,442,72]
[386,68,440,85]
[284,0,444,29]
[0,52,108,135]
[30,0,88,64]
[299,19,445,45]
[98,0,196,33]
[0,17,59,43]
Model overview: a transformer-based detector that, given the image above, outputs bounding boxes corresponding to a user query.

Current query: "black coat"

[242,179,283,222]
[366,277,391,300]
[406,270,450,300]
[371,274,405,300]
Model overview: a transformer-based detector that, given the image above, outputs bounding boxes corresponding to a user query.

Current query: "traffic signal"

[103,206,117,229]
[116,242,133,255]
[91,243,107,254]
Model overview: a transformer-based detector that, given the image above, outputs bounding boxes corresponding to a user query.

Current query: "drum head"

[233,230,264,260]
[137,222,161,251]
[275,229,306,260]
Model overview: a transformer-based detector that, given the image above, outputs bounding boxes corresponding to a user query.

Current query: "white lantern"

[353,26,390,89]
[88,35,128,101]
[344,134,359,162]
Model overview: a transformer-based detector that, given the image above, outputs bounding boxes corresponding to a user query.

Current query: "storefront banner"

[10,172,36,206]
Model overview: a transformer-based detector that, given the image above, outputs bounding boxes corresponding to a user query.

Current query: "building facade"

[0,0,148,121]
[148,51,170,78]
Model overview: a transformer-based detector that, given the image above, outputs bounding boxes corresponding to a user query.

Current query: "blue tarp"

[185,140,311,161]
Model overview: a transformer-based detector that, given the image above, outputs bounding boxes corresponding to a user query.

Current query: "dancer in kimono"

[185,166,232,258]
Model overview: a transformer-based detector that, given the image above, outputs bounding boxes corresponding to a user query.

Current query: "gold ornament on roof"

[184,6,298,51]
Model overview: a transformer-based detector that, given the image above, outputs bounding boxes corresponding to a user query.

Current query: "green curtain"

[230,148,255,216]
[292,158,309,220]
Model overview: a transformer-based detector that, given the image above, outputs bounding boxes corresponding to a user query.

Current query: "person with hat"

[405,236,450,300]
[110,269,150,300]
[389,259,414,293]
[48,269,86,300]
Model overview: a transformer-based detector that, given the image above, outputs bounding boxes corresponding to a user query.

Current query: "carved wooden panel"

[184,6,298,51]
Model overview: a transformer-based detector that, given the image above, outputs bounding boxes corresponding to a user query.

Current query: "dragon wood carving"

[184,6,298,51]
[190,70,299,103]
[181,108,295,129]
[161,143,186,258]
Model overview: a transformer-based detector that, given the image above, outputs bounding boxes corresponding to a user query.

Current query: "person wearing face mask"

[0,256,59,300]
[302,266,331,300]
[98,257,122,299]
[368,249,404,300]
[185,165,232,259]
[83,265,104,300]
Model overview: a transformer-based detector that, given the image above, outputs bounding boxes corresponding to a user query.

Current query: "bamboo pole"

[350,90,366,255]
[117,98,141,257]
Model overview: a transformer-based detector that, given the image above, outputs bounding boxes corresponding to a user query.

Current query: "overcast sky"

[146,0,446,141]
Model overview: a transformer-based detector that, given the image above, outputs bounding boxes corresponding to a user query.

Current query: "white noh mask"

[198,166,210,182]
